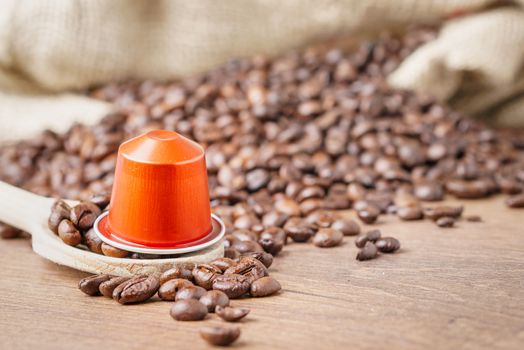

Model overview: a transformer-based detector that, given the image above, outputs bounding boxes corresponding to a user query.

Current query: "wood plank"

[0,196,523,349]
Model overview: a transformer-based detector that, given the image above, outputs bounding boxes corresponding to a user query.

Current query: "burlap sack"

[389,5,524,127]
[1,0,521,142]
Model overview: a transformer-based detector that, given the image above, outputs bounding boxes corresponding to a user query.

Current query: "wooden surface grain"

[1,196,523,350]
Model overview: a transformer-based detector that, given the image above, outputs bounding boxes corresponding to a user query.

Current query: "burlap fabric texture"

[0,0,522,142]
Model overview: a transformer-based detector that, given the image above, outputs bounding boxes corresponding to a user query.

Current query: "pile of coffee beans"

[1,24,524,346]
[79,257,281,346]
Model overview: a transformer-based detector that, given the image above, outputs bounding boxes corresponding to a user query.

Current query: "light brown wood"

[1,196,523,349]
[0,181,224,276]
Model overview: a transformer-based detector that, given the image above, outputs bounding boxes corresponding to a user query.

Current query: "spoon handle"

[0,181,52,234]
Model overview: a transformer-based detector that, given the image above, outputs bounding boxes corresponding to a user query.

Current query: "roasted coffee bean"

[285,222,316,242]
[356,242,378,261]
[175,286,207,301]
[101,242,129,258]
[225,256,267,283]
[210,258,237,273]
[506,194,524,208]
[262,211,289,227]
[212,274,251,299]
[414,182,444,202]
[192,264,222,290]
[231,228,258,242]
[250,276,281,297]
[158,278,194,300]
[357,205,380,224]
[224,247,241,259]
[83,228,103,254]
[397,206,424,221]
[355,229,381,248]
[48,200,71,234]
[258,227,286,255]
[99,276,131,297]
[424,206,463,221]
[170,299,208,321]
[274,196,301,216]
[70,202,102,231]
[446,179,491,199]
[78,274,111,296]
[313,228,343,248]
[112,275,160,304]
[375,237,401,253]
[330,218,360,236]
[215,305,250,322]
[232,240,264,254]
[89,192,111,210]
[0,223,24,239]
[57,219,82,246]
[199,326,240,346]
[465,215,482,222]
[436,216,455,228]
[199,290,230,312]
[246,168,270,192]
[159,264,194,284]
[240,251,273,268]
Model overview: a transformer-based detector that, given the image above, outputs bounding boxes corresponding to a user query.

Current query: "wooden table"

[1,196,523,349]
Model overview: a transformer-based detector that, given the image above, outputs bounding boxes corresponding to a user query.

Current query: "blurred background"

[1,0,524,143]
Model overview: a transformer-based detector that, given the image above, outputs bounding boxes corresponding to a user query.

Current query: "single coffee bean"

[48,200,71,234]
[215,305,250,322]
[414,182,444,201]
[225,256,267,283]
[199,290,230,312]
[212,274,251,299]
[57,219,82,246]
[0,223,23,239]
[224,247,241,259]
[313,228,343,248]
[285,222,316,242]
[209,258,237,273]
[231,229,258,242]
[354,229,381,248]
[240,251,274,268]
[175,286,207,301]
[356,242,378,261]
[112,275,160,304]
[232,240,264,254]
[506,194,524,208]
[446,179,491,199]
[89,192,111,210]
[465,215,482,222]
[70,201,102,231]
[261,211,288,227]
[158,278,194,301]
[436,216,455,228]
[250,276,281,297]
[423,206,463,221]
[159,263,194,284]
[258,227,286,255]
[192,264,222,290]
[397,206,424,221]
[78,274,111,296]
[330,218,360,236]
[357,205,380,224]
[99,276,131,297]
[83,228,103,254]
[170,299,208,321]
[101,242,129,258]
[200,326,240,346]
[375,237,401,253]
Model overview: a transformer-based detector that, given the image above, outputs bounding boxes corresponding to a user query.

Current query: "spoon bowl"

[0,181,223,276]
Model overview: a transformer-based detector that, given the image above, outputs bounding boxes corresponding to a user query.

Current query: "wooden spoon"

[0,181,223,276]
